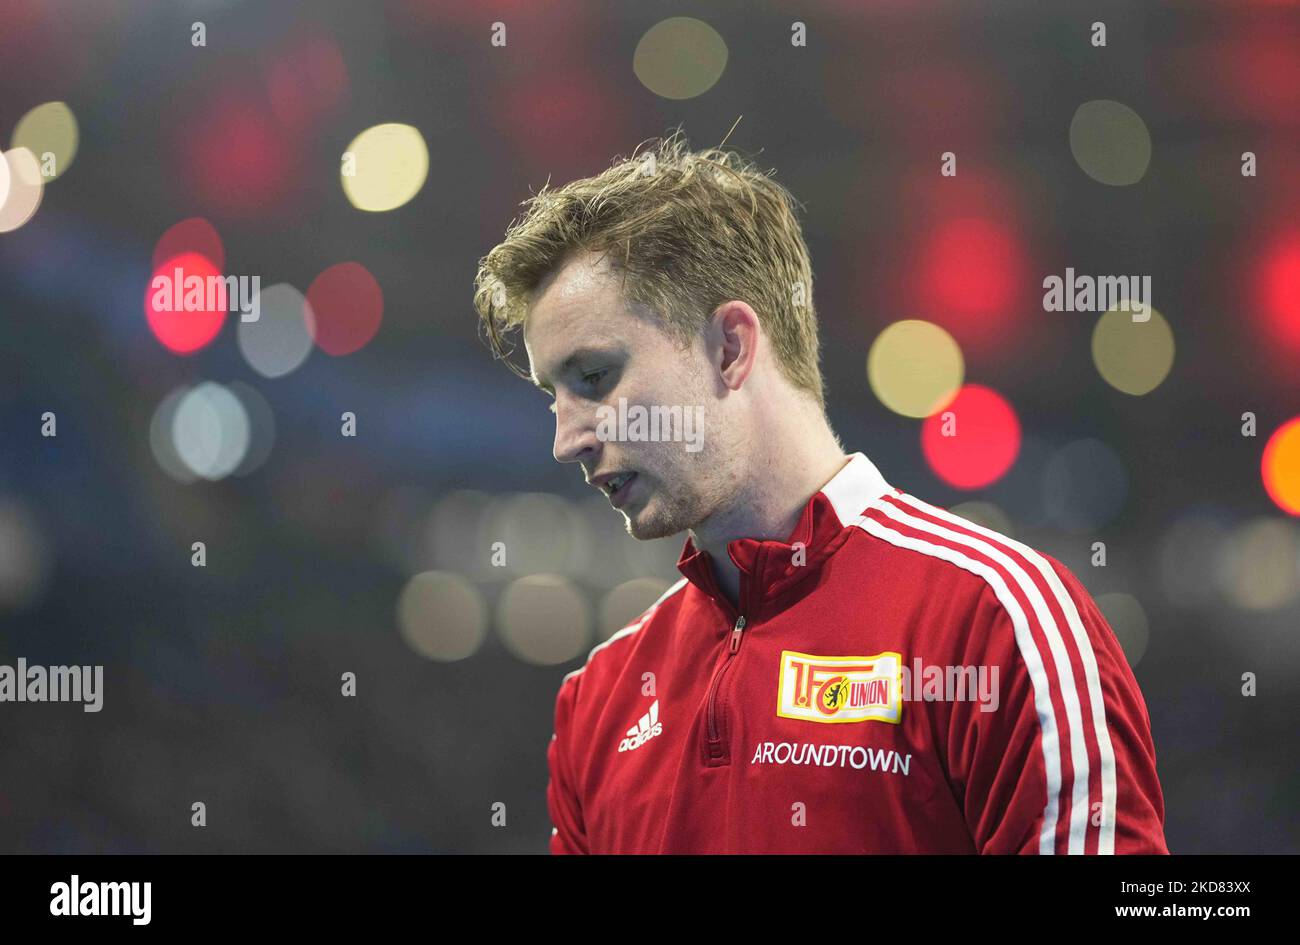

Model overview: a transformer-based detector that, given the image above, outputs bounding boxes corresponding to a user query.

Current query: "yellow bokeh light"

[396,570,487,661]
[498,574,591,666]
[1092,305,1175,396]
[633,17,728,100]
[341,123,429,212]
[1217,518,1300,611]
[11,102,78,182]
[1069,99,1151,186]
[867,319,964,418]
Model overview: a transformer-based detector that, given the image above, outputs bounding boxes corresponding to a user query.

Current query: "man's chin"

[622,504,685,542]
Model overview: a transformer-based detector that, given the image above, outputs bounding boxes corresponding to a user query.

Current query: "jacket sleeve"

[546,671,589,854]
[944,556,1169,854]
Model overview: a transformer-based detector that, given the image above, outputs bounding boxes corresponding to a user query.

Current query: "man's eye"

[546,369,611,414]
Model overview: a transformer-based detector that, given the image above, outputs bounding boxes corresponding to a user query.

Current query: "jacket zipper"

[703,614,746,764]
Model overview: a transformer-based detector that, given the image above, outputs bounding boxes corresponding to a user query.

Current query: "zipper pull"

[728,615,747,653]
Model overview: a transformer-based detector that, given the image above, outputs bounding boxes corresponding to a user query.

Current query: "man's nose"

[553,398,601,465]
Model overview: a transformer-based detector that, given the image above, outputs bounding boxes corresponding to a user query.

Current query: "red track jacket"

[546,452,1169,854]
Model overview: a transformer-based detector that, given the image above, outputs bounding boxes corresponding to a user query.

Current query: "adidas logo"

[617,699,663,752]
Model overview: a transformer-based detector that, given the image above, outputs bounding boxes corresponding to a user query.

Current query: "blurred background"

[1,0,1298,853]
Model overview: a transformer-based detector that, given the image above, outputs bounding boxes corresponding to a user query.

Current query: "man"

[472,131,1169,854]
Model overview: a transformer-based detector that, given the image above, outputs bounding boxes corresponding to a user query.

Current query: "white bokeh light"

[172,382,251,480]
[238,282,314,379]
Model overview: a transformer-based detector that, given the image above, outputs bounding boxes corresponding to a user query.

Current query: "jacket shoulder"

[847,489,1017,600]
[558,576,689,693]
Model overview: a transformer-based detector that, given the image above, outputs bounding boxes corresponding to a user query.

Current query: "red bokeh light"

[497,69,619,174]
[178,91,296,216]
[305,262,384,355]
[920,383,1022,490]
[914,216,1026,354]
[267,35,349,133]
[153,217,224,271]
[145,252,227,354]
[1256,230,1300,354]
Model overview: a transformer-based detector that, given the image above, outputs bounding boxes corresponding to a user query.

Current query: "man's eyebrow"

[530,346,616,394]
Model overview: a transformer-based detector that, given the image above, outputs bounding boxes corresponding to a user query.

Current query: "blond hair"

[471,127,826,409]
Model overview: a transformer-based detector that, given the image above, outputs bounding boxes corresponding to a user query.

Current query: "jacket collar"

[674,452,895,619]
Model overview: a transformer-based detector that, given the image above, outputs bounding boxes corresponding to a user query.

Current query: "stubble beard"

[622,477,702,541]
[621,450,728,542]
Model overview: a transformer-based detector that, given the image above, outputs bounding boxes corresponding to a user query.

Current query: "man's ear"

[710,300,760,393]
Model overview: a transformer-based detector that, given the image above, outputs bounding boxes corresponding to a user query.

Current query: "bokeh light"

[341,123,428,212]
[1262,417,1300,516]
[1255,231,1300,357]
[1168,23,1300,127]
[179,91,295,215]
[266,35,349,132]
[0,147,44,232]
[920,383,1021,490]
[485,492,591,578]
[145,251,227,354]
[305,261,383,355]
[227,381,276,477]
[10,100,78,181]
[1069,99,1152,186]
[238,282,314,378]
[1092,305,1175,395]
[172,382,251,480]
[633,17,728,100]
[867,319,964,418]
[427,490,496,580]
[0,497,53,611]
[915,216,1025,351]
[496,68,615,173]
[578,494,639,588]
[498,574,591,665]
[598,578,674,641]
[1216,517,1300,610]
[396,570,487,661]
[153,217,224,271]
[150,386,199,483]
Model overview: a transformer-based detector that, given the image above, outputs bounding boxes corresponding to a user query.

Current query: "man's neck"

[689,436,851,610]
